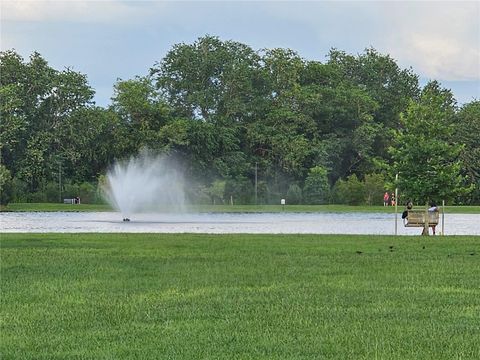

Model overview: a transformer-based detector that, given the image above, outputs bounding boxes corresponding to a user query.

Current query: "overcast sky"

[2,0,479,106]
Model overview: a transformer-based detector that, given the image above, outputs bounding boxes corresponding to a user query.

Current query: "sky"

[1,0,479,107]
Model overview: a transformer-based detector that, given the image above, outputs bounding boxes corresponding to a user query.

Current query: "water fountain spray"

[103,151,186,221]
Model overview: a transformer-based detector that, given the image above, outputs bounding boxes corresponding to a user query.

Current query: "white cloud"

[379,1,480,81]
[2,0,479,84]
[403,34,479,81]
[0,0,167,24]
[253,1,480,81]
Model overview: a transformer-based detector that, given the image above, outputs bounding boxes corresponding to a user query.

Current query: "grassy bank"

[1,233,479,359]
[2,202,112,212]
[4,202,480,213]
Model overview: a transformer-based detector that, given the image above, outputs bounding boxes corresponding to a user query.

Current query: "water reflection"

[1,212,480,235]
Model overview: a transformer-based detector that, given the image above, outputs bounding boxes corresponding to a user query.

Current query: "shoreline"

[2,203,480,214]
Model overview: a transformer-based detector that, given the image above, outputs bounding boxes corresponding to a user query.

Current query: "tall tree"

[111,76,171,152]
[0,50,94,190]
[150,35,264,123]
[299,61,379,182]
[455,101,480,203]
[56,107,124,182]
[303,166,330,204]
[327,48,420,171]
[389,82,469,204]
[328,48,420,129]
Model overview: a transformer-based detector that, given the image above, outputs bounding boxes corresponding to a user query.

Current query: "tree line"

[1,35,479,206]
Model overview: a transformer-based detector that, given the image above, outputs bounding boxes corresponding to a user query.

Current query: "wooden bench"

[404,210,439,227]
[64,198,80,204]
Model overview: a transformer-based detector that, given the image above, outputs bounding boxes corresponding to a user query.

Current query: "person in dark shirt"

[402,201,413,220]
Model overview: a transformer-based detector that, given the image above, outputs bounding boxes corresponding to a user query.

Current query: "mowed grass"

[1,234,479,359]
[4,202,480,213]
[2,202,112,212]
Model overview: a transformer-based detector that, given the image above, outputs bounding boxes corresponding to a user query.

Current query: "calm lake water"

[1,212,480,235]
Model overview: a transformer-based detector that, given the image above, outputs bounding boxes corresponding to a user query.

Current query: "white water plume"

[103,152,186,219]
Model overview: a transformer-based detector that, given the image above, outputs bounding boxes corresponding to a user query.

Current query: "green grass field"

[4,202,480,213]
[2,202,113,212]
[1,233,479,359]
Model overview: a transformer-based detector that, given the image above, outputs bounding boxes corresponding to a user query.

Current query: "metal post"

[423,202,429,236]
[394,174,398,235]
[58,160,62,203]
[255,162,258,205]
[442,200,445,235]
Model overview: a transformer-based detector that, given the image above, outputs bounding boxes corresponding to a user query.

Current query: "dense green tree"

[246,109,311,179]
[303,166,330,204]
[286,183,303,205]
[0,83,26,172]
[111,76,171,151]
[156,116,246,184]
[261,48,304,101]
[389,82,469,204]
[151,35,264,123]
[150,36,262,190]
[0,164,13,205]
[56,107,124,181]
[224,176,253,204]
[332,174,366,205]
[0,50,95,191]
[364,173,386,205]
[455,101,480,203]
[327,48,420,173]
[328,48,420,129]
[2,40,477,205]
[295,58,381,181]
[207,179,226,204]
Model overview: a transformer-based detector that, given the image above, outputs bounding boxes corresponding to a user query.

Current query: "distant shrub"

[185,184,211,205]
[256,181,269,205]
[333,174,365,205]
[49,181,98,204]
[45,182,60,202]
[79,182,96,203]
[95,175,109,204]
[364,173,386,205]
[0,165,13,205]
[286,183,302,205]
[27,191,47,203]
[11,178,28,203]
[225,177,253,205]
[303,166,330,204]
[63,183,80,199]
[207,180,226,205]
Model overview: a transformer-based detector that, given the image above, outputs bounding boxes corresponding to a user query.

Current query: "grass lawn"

[2,202,113,212]
[4,202,480,213]
[1,233,479,359]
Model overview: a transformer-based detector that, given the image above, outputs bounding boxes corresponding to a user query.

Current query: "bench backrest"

[405,210,439,226]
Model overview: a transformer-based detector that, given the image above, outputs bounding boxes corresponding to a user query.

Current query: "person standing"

[383,192,390,206]
[428,201,439,235]
[402,201,413,221]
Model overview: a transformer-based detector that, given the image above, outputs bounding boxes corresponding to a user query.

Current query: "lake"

[1,211,480,235]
